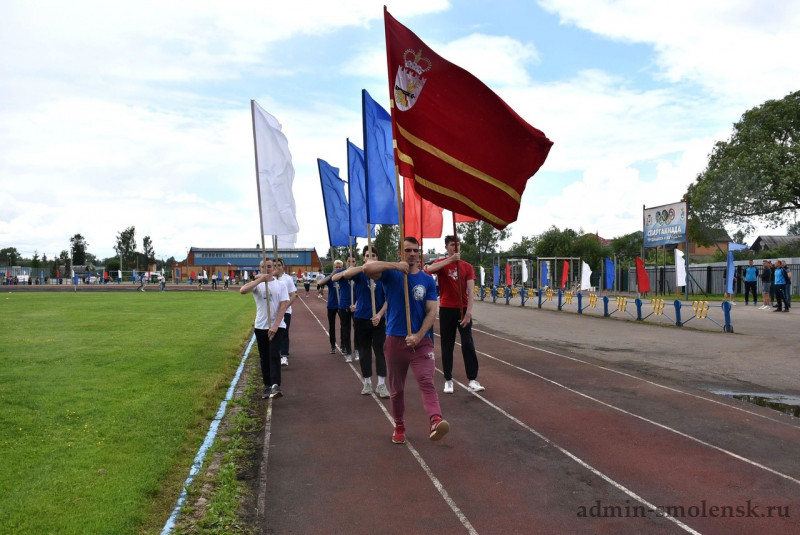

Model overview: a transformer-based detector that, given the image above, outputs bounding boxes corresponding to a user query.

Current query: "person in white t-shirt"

[240,258,290,399]
[274,258,298,366]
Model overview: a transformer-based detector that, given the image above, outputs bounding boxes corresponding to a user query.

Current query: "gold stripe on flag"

[413,173,508,227]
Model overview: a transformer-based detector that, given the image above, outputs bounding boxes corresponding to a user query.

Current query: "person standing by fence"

[744,259,758,306]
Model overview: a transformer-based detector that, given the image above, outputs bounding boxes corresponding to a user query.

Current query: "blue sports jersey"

[325,272,342,309]
[352,271,385,320]
[337,276,352,309]
[380,269,437,337]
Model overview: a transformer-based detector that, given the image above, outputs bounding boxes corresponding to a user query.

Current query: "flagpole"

[368,223,376,315]
[453,213,464,321]
[395,166,412,335]
[250,99,271,320]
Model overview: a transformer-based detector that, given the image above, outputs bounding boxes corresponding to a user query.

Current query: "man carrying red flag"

[426,234,484,394]
[384,8,552,229]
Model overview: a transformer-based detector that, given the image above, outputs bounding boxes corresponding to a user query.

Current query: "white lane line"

[457,382,701,535]
[473,327,800,429]
[162,333,256,535]
[299,297,477,533]
[457,333,800,487]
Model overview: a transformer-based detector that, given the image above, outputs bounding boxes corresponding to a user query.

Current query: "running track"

[254,291,799,534]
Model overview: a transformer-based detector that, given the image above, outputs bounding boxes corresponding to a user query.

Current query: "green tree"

[31,251,41,269]
[69,234,89,265]
[788,221,800,235]
[142,236,155,265]
[0,247,20,266]
[114,226,137,270]
[687,90,800,234]
[611,231,643,266]
[458,221,509,266]
[572,234,603,270]
[373,224,400,263]
[534,226,577,258]
[507,236,537,257]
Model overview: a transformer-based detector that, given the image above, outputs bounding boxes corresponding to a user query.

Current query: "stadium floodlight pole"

[250,99,271,319]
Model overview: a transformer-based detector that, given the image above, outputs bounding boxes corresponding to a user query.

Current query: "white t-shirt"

[252,279,290,330]
[278,273,296,314]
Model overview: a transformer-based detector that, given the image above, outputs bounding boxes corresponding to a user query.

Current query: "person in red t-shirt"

[426,235,485,394]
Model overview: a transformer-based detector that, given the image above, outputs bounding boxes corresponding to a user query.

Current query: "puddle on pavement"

[712,391,800,418]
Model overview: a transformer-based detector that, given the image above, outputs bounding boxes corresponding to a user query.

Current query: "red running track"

[254,292,800,534]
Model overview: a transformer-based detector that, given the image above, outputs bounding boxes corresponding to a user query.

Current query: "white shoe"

[354,350,360,361]
[360,382,372,395]
[468,380,485,392]
[345,354,353,363]
[376,383,390,398]
[443,380,454,394]
[280,356,289,366]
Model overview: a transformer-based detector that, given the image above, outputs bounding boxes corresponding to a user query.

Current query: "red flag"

[384,8,553,230]
[404,176,443,242]
[454,213,478,223]
[56,269,60,278]
[505,264,512,285]
[560,260,569,290]
[297,268,302,277]
[635,257,650,293]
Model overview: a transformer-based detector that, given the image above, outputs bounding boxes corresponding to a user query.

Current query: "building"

[172,247,322,283]
[750,235,800,253]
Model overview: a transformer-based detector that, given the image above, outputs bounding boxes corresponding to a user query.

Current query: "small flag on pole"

[581,261,592,290]
[604,258,615,290]
[318,158,351,247]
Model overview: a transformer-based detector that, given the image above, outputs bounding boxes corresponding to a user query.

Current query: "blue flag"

[604,258,615,290]
[347,141,375,238]
[726,251,734,294]
[493,265,499,287]
[318,158,350,247]
[541,261,549,287]
[362,90,398,224]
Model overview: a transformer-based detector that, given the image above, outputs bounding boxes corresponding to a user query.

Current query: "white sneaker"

[280,356,289,366]
[361,382,372,395]
[468,380,485,392]
[354,350,360,361]
[376,383,390,398]
[345,354,353,363]
[443,380,454,394]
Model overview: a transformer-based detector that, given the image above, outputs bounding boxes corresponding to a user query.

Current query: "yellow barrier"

[564,291,574,304]
[527,289,536,299]
[692,300,710,319]
[511,287,519,298]
[545,289,554,301]
[616,296,627,312]
[588,293,598,307]
[651,298,665,315]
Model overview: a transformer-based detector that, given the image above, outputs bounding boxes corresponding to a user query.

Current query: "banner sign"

[643,201,687,247]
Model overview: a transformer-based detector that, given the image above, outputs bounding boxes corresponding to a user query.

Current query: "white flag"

[252,101,300,236]
[480,266,485,286]
[675,249,686,287]
[580,261,592,290]
[521,260,528,283]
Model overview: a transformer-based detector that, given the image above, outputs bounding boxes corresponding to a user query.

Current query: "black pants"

[354,317,386,378]
[338,308,352,354]
[775,283,787,311]
[255,328,286,387]
[439,307,479,381]
[327,308,338,348]
[744,281,758,304]
[280,313,292,356]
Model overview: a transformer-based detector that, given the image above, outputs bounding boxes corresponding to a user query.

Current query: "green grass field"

[0,291,255,534]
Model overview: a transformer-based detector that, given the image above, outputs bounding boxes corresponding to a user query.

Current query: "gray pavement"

[470,297,800,397]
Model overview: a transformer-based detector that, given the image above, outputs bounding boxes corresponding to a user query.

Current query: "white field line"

[301,299,695,533]
[473,326,800,429]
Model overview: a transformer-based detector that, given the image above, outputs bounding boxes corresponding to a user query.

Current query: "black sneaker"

[269,385,283,399]
[330,346,336,354]
[262,386,270,399]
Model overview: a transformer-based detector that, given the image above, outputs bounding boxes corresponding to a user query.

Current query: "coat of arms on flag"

[394,49,431,111]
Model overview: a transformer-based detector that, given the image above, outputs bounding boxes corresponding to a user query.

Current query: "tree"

[572,234,603,270]
[611,231,643,266]
[0,247,20,266]
[142,236,155,265]
[373,224,400,263]
[788,221,800,236]
[507,236,537,257]
[114,227,137,270]
[69,234,89,265]
[31,251,41,269]
[686,90,800,234]
[457,221,509,267]
[534,226,577,258]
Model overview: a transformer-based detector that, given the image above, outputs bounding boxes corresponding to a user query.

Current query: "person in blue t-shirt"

[319,260,343,354]
[335,255,357,361]
[334,245,389,397]
[773,260,788,312]
[743,259,758,306]
[364,236,448,445]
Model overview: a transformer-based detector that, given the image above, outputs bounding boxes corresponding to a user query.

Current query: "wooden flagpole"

[367,222,376,315]
[250,99,270,320]
[394,166,412,335]
[453,213,464,321]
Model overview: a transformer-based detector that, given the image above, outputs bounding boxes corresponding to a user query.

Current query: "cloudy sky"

[2,0,798,262]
